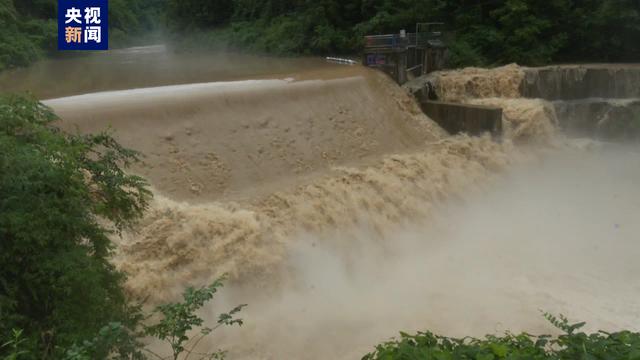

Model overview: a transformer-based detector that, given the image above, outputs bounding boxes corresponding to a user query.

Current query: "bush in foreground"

[2,276,245,360]
[0,95,245,359]
[362,313,640,360]
[0,94,151,357]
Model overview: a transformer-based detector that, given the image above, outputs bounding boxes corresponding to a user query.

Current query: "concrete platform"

[419,100,503,136]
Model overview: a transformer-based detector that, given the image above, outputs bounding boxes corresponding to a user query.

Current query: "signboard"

[366,54,387,66]
[58,0,108,50]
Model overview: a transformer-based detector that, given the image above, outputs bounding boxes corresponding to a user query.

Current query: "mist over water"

[20,49,640,359]
[208,144,640,359]
[0,45,342,99]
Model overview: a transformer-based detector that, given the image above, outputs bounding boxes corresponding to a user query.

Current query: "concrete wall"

[521,65,640,100]
[521,65,640,140]
[419,100,503,136]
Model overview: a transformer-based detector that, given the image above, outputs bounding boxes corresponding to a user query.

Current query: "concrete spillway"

[410,64,640,141]
[521,65,640,100]
[554,98,640,140]
[23,57,640,359]
[521,65,640,140]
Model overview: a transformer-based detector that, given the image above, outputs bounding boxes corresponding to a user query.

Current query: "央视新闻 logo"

[58,0,108,50]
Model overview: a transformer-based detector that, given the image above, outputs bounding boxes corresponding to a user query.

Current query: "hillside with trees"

[1,0,639,71]
[166,0,640,66]
[0,0,164,71]
[2,1,640,359]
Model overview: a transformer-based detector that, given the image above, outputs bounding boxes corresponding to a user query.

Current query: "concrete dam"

[20,48,639,359]
[522,65,640,140]
[408,64,640,142]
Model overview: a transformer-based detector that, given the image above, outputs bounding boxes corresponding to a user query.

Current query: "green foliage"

[144,275,246,360]
[487,0,568,65]
[0,95,246,360]
[445,39,488,68]
[167,0,233,28]
[165,0,640,65]
[109,0,166,48]
[362,314,640,360]
[62,322,145,360]
[0,0,44,70]
[2,329,29,360]
[0,94,151,358]
[0,0,164,70]
[542,312,585,335]
[3,0,639,68]
[22,276,245,360]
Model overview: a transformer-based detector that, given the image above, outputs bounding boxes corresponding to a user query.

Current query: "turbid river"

[3,47,640,359]
[0,44,348,99]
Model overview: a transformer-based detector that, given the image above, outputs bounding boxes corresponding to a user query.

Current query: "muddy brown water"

[3,49,640,359]
[0,44,351,99]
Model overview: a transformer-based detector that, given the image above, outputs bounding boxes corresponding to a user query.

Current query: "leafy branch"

[143,275,246,360]
[1,329,28,360]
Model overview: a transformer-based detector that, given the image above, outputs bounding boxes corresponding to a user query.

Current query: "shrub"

[362,313,640,360]
[144,275,246,360]
[0,94,151,358]
[58,275,245,360]
[445,39,488,69]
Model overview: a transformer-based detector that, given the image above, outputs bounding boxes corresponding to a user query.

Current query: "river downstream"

[4,47,640,359]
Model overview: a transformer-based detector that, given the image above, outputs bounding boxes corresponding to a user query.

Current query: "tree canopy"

[0,0,164,71]
[0,94,150,358]
[166,0,640,65]
[0,0,639,70]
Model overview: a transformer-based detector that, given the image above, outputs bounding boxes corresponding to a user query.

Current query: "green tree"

[59,276,245,360]
[561,0,640,62]
[0,94,151,358]
[165,0,640,65]
[167,0,234,28]
[144,276,246,360]
[0,0,165,70]
[0,0,44,70]
[489,0,569,65]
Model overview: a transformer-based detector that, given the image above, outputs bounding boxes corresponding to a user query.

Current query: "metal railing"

[364,34,407,50]
[364,32,437,50]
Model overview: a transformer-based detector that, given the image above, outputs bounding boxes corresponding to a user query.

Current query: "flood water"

[4,45,640,360]
[0,44,345,99]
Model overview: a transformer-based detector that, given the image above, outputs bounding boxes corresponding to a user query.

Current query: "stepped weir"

[363,24,504,137]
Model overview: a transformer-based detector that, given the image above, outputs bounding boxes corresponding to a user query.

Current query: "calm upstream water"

[0,45,343,99]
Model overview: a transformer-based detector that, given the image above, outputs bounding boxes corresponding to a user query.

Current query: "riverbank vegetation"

[0,95,244,359]
[364,314,640,360]
[165,0,640,66]
[0,0,640,70]
[0,94,149,356]
[1,0,639,71]
[0,0,164,71]
[2,1,640,358]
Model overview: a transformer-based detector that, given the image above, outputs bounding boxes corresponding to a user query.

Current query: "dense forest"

[0,0,639,71]
[167,0,640,66]
[0,0,164,70]
[2,1,640,359]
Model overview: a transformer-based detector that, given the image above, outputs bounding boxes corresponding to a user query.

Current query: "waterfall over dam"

[32,56,640,359]
[412,64,640,141]
[45,70,444,202]
[520,64,640,100]
[522,65,640,139]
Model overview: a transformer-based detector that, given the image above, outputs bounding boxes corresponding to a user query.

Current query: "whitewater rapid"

[41,63,640,359]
